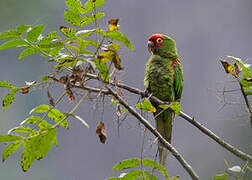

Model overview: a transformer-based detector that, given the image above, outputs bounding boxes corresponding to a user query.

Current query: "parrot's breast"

[144,55,175,102]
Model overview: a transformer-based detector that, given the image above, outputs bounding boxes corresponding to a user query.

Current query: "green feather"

[144,34,183,166]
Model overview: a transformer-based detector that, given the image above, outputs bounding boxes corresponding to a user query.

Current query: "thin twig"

[107,86,200,180]
[68,74,252,162]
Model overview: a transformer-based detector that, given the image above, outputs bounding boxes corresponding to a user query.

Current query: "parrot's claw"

[142,89,151,98]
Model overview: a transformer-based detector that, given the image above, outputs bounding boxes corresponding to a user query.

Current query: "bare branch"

[107,86,200,180]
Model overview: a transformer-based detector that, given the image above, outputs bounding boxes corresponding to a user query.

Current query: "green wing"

[174,61,184,101]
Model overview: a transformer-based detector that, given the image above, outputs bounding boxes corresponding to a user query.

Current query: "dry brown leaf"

[96,121,107,144]
[47,90,55,106]
[21,87,29,94]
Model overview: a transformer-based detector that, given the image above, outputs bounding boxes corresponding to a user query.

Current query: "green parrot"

[144,34,184,166]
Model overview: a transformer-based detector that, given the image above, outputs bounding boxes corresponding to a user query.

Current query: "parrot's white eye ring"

[156,38,163,44]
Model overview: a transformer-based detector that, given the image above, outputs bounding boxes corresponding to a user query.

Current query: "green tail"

[153,106,174,166]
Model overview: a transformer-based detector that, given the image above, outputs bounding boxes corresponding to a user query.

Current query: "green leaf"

[2,141,21,162]
[66,0,84,14]
[0,135,23,142]
[0,29,21,40]
[123,170,142,180]
[170,177,179,180]
[170,102,181,115]
[38,120,53,131]
[48,109,68,129]
[9,87,20,94]
[17,24,30,34]
[83,0,106,14]
[26,25,45,43]
[0,39,27,50]
[0,81,13,88]
[106,178,121,180]
[213,173,227,180]
[8,126,32,134]
[30,104,50,114]
[21,129,57,171]
[107,43,120,51]
[19,47,39,59]
[2,93,15,110]
[143,171,159,180]
[159,104,169,109]
[136,99,156,113]
[94,59,110,82]
[64,10,82,26]
[41,76,49,82]
[142,159,168,178]
[80,13,105,27]
[245,91,252,96]
[106,31,134,51]
[21,116,41,125]
[112,158,140,170]
[60,26,77,38]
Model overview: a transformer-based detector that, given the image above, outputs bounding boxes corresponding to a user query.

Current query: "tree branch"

[80,73,252,162]
[106,86,200,180]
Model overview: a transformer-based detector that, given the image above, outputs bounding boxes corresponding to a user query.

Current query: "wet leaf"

[96,121,107,143]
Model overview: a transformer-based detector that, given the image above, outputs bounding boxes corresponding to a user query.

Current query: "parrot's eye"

[156,38,163,44]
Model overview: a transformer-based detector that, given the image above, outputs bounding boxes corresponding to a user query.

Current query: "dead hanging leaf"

[96,121,107,144]
[234,63,242,78]
[65,86,75,102]
[220,60,235,76]
[98,50,123,70]
[108,19,119,31]
[21,87,29,94]
[116,104,121,117]
[47,90,55,106]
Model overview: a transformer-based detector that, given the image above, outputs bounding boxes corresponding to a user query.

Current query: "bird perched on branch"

[144,34,184,166]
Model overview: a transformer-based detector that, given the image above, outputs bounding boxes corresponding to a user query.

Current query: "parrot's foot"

[142,89,151,98]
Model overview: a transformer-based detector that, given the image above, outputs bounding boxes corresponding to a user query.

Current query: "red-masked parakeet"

[144,34,184,166]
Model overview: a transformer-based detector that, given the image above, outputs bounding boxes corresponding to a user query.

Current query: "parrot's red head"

[148,34,164,52]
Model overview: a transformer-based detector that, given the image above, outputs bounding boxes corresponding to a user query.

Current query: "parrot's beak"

[148,40,154,53]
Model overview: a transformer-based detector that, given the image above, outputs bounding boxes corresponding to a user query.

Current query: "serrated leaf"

[0,29,21,40]
[2,93,15,110]
[21,129,56,171]
[19,47,39,59]
[30,104,50,114]
[66,0,84,14]
[8,126,32,134]
[228,166,241,173]
[136,99,156,113]
[106,31,134,51]
[0,135,23,142]
[112,158,140,170]
[73,114,90,128]
[0,39,26,50]
[17,24,30,34]
[20,116,41,125]
[123,170,142,180]
[83,0,106,14]
[213,173,227,180]
[0,81,13,88]
[94,59,110,82]
[48,109,68,129]
[170,102,180,115]
[26,25,45,43]
[2,141,21,162]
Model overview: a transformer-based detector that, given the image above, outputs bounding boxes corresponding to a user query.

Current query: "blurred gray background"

[0,0,252,179]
